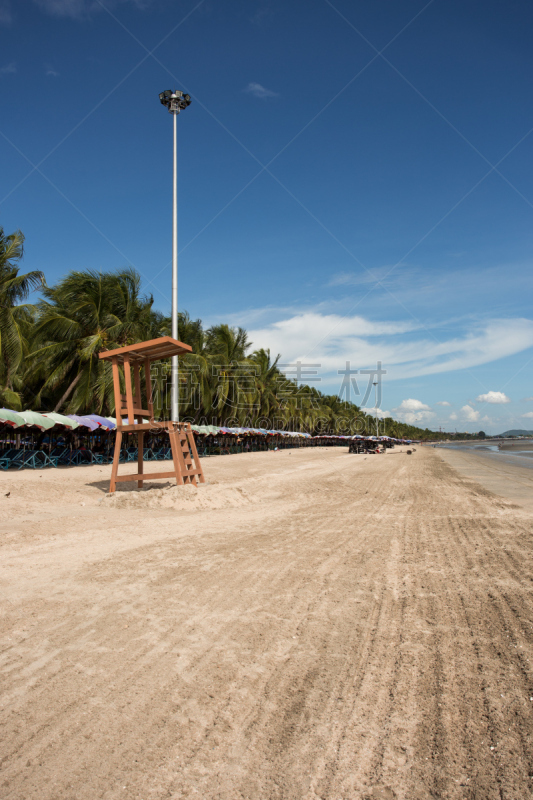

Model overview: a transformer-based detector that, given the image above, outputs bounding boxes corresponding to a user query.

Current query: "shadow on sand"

[87,478,176,495]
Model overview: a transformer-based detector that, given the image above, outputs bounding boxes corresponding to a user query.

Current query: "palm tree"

[248,348,282,423]
[0,228,44,409]
[202,324,252,424]
[30,268,156,413]
[205,323,250,361]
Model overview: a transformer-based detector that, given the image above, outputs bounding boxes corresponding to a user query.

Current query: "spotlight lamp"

[159,89,191,114]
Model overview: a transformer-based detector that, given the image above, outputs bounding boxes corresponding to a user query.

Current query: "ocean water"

[437,442,533,469]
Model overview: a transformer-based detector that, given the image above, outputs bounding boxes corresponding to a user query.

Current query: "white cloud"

[461,405,480,422]
[476,391,511,404]
[435,400,451,406]
[523,396,533,401]
[361,407,391,420]
[0,61,16,74]
[45,65,60,77]
[395,398,431,412]
[521,412,533,419]
[449,413,458,421]
[246,312,533,381]
[244,82,279,99]
[391,398,435,426]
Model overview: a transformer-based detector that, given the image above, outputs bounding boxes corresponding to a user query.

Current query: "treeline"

[0,227,448,440]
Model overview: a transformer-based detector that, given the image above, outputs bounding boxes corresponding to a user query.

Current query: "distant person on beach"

[79,445,91,462]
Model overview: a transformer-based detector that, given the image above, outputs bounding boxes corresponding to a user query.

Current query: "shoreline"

[436,445,533,510]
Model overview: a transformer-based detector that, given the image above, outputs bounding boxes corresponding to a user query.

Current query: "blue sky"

[1,0,533,433]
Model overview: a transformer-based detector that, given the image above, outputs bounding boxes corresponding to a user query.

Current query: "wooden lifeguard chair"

[99,336,205,493]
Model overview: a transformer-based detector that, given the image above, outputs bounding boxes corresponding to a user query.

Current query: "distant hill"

[495,429,533,437]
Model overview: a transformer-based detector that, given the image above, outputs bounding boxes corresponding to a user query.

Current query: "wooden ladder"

[169,424,205,486]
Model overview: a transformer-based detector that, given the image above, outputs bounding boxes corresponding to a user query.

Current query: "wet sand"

[437,446,533,511]
[498,442,533,453]
[1,446,533,799]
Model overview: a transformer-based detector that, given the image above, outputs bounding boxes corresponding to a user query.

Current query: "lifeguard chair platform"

[99,336,205,493]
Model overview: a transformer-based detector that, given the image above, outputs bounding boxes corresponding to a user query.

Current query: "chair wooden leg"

[109,430,122,493]
[168,427,184,485]
[137,431,144,488]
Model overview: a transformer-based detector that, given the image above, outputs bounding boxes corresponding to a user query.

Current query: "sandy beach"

[1,445,533,800]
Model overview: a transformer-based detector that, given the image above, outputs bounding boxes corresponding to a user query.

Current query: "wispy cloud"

[522,412,533,419]
[0,61,16,74]
[249,6,270,26]
[45,65,60,76]
[33,0,88,16]
[32,0,149,20]
[328,266,410,288]
[245,311,533,382]
[435,400,451,406]
[0,0,11,24]
[327,263,533,312]
[244,81,279,99]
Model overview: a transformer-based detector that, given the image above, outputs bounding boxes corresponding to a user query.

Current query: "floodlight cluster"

[159,89,191,114]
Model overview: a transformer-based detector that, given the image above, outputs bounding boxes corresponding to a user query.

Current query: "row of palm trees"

[0,226,442,439]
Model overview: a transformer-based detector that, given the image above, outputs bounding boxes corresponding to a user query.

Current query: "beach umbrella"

[42,412,79,430]
[85,414,116,430]
[0,408,26,428]
[9,409,55,431]
[191,425,210,435]
[67,414,100,432]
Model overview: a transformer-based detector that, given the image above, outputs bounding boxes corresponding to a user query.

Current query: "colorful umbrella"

[67,414,100,432]
[85,414,116,430]
[10,409,55,431]
[42,412,79,430]
[0,408,26,428]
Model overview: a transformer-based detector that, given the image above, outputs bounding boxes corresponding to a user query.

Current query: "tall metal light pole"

[158,89,191,422]
[373,381,379,437]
